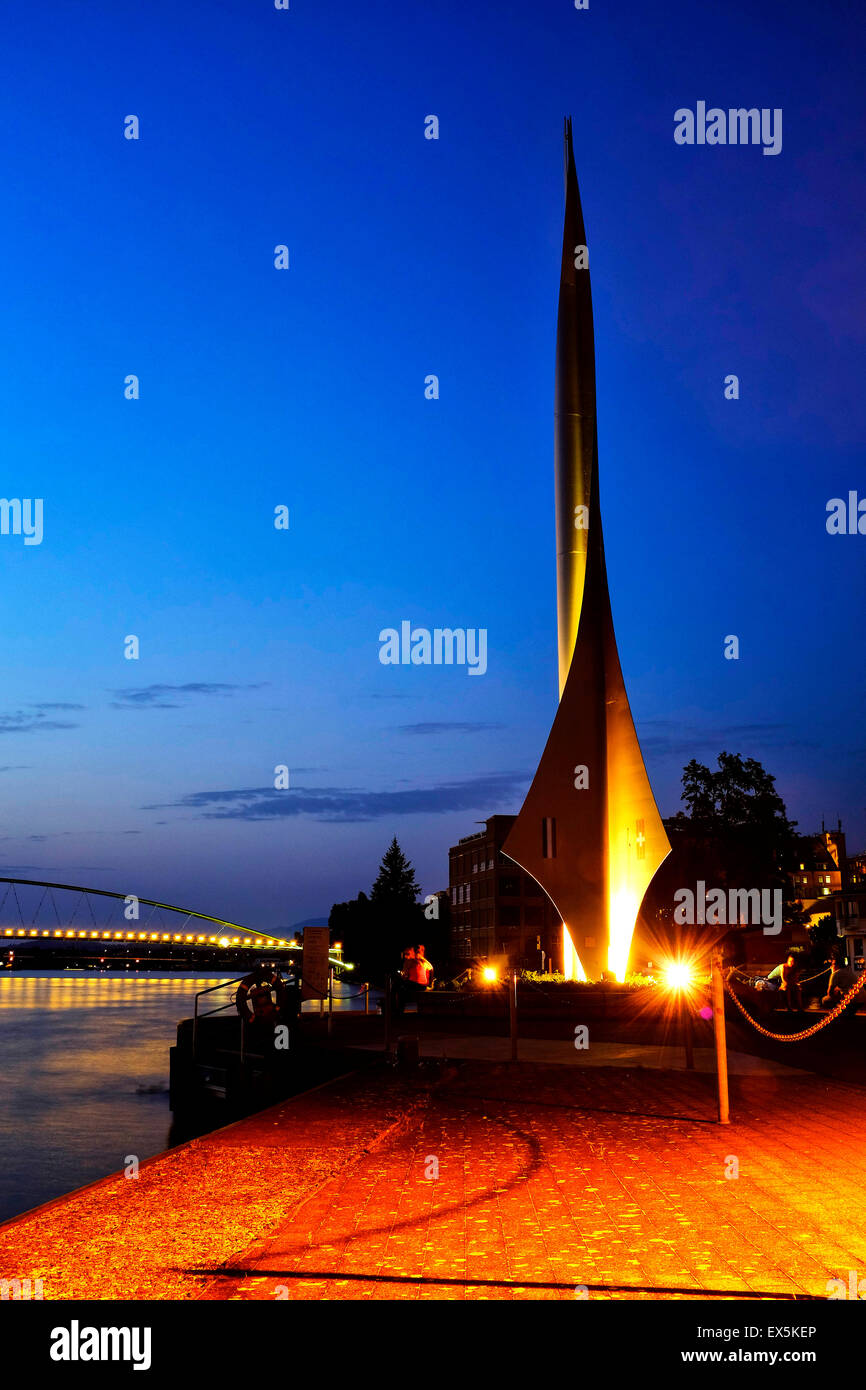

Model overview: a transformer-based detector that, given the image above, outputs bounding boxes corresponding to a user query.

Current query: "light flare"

[663,960,695,992]
[607,886,640,982]
[562,925,587,981]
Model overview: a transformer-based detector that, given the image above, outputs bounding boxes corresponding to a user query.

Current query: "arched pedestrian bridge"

[0,877,307,966]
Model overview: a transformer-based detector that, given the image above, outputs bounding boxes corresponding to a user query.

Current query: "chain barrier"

[730,965,831,988]
[723,968,866,1042]
[442,970,860,1047]
[788,966,831,986]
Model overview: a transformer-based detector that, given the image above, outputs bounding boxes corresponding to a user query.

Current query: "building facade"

[448,815,559,970]
[790,825,846,905]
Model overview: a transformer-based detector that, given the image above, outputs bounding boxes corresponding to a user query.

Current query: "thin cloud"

[111,682,265,709]
[640,720,816,759]
[144,771,527,824]
[396,722,504,736]
[0,711,78,734]
[0,865,112,874]
[27,702,86,711]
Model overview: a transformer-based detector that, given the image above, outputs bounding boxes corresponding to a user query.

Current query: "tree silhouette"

[647,752,803,953]
[680,753,796,847]
[371,836,420,907]
[330,838,424,981]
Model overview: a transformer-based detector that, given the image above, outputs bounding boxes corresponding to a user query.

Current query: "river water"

[0,970,372,1224]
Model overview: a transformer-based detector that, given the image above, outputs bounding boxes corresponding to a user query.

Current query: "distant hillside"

[290,917,329,932]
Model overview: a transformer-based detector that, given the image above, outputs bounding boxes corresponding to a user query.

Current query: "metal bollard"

[712,953,730,1124]
[384,974,393,1054]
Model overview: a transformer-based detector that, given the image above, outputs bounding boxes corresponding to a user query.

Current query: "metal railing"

[192,977,245,1060]
[192,974,374,1063]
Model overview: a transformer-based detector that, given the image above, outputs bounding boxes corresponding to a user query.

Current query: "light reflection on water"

[0,970,374,1224]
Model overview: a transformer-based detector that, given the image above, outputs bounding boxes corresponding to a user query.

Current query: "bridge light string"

[5,925,298,950]
[0,878,298,950]
[3,928,287,946]
[2,890,299,954]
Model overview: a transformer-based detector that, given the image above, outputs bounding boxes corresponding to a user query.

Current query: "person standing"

[408,944,433,991]
[768,953,802,1012]
[393,945,415,1016]
[236,964,280,1053]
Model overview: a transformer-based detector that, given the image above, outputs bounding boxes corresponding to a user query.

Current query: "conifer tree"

[368,838,422,977]
[370,837,420,908]
[330,839,427,980]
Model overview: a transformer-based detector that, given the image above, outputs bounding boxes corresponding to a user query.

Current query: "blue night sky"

[0,0,863,930]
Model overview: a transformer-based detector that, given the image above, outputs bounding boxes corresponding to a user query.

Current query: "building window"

[542,817,556,859]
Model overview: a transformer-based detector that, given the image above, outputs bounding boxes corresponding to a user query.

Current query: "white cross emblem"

[635,819,646,860]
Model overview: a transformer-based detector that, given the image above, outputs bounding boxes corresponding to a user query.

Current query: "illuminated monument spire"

[502,119,670,981]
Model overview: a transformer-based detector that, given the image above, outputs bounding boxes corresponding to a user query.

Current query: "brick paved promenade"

[207,1061,866,1301]
[2,1056,864,1301]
